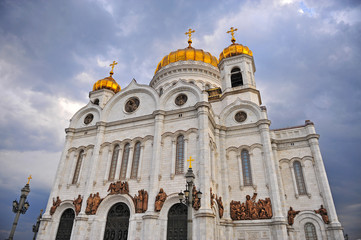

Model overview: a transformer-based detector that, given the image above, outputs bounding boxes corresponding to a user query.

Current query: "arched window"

[108,145,120,181]
[159,87,163,96]
[55,209,75,240]
[131,142,141,179]
[120,143,130,179]
[293,161,307,195]
[93,99,99,105]
[241,149,252,186]
[231,67,243,87]
[72,150,84,184]
[175,135,185,174]
[304,222,318,240]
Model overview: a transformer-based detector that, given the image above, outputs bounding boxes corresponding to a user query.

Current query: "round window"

[125,97,140,113]
[175,94,188,106]
[84,114,94,125]
[235,111,247,123]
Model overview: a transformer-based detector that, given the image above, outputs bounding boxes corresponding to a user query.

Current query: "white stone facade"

[37,51,344,240]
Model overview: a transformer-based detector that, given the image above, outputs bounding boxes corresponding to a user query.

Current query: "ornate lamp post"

[178,157,202,240]
[8,175,31,240]
[32,209,43,240]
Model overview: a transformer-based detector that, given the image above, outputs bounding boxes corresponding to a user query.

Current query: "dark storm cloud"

[0,0,360,239]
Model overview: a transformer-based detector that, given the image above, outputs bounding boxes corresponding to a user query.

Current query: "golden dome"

[219,43,253,62]
[155,47,218,74]
[93,75,121,93]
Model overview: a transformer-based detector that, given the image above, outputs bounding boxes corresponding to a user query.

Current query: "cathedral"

[37,28,344,240]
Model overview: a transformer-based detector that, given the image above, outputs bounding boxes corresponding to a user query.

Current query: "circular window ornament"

[84,113,94,125]
[235,111,247,123]
[125,97,140,113]
[175,94,188,106]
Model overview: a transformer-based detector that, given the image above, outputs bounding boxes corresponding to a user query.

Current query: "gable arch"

[102,80,159,122]
[160,80,205,110]
[69,103,102,128]
[219,98,262,126]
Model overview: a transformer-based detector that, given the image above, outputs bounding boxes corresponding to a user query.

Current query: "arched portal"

[55,208,75,240]
[103,202,130,240]
[167,203,187,240]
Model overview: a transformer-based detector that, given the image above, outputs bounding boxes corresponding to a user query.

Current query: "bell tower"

[218,28,260,105]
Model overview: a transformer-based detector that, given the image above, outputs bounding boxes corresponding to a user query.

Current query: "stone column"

[218,128,230,219]
[194,103,215,240]
[142,111,165,240]
[305,122,343,238]
[258,120,288,239]
[271,142,286,209]
[37,129,75,239]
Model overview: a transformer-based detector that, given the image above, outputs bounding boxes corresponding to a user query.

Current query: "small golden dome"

[219,43,253,62]
[93,75,121,93]
[155,47,218,74]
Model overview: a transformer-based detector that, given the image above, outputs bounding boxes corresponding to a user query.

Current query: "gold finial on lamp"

[227,27,238,44]
[185,28,195,48]
[187,156,195,168]
[27,175,32,185]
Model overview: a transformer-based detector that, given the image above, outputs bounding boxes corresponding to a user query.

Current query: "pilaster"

[258,121,288,239]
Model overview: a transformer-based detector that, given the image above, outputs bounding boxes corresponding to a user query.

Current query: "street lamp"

[32,209,43,240]
[178,157,202,240]
[8,175,32,240]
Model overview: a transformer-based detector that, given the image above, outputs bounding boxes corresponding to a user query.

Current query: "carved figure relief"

[175,94,188,106]
[125,97,140,113]
[107,181,129,195]
[73,195,83,216]
[133,189,148,213]
[155,188,167,212]
[210,188,215,207]
[50,196,61,215]
[192,186,201,211]
[85,192,103,215]
[216,195,224,218]
[315,205,330,224]
[287,207,300,225]
[230,193,272,220]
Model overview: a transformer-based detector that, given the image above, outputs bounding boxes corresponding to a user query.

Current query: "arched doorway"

[103,202,130,240]
[167,203,187,240]
[55,208,75,240]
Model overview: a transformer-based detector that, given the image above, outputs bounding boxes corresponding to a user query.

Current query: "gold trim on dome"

[93,76,121,93]
[155,48,218,74]
[219,43,253,62]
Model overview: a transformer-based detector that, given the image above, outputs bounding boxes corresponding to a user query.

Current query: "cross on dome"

[109,61,118,76]
[185,28,195,48]
[227,27,238,44]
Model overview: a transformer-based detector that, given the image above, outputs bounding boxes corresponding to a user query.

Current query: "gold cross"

[185,28,195,47]
[27,175,32,184]
[187,156,194,168]
[109,61,118,75]
[227,27,238,44]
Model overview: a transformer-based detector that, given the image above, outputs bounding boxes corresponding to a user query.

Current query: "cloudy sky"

[0,0,360,239]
